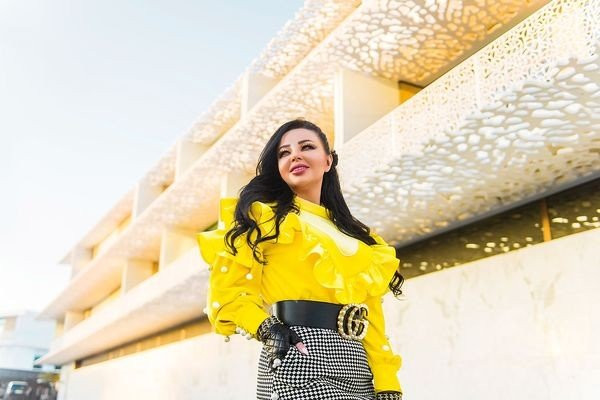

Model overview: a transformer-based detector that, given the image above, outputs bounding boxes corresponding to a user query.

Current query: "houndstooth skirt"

[256,325,376,400]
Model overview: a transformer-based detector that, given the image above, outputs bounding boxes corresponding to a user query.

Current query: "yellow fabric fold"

[196,195,403,389]
[363,295,403,393]
[196,198,273,336]
[305,229,400,304]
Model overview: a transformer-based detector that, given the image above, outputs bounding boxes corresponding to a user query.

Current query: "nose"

[290,148,302,161]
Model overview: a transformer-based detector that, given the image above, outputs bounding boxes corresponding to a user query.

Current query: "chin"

[289,177,316,190]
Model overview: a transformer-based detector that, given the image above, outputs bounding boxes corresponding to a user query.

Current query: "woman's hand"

[376,391,403,400]
[256,316,309,369]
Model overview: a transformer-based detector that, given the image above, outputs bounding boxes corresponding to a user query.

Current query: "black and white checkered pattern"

[256,325,376,400]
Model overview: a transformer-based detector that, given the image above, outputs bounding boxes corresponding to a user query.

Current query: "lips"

[290,164,309,173]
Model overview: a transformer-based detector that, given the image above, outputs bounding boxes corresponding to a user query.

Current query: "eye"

[278,144,315,159]
[278,149,290,158]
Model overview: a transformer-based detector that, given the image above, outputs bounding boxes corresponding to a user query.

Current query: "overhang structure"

[38,0,599,366]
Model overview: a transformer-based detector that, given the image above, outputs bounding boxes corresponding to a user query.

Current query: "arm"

[198,198,307,367]
[197,197,277,338]
[204,249,271,337]
[361,229,404,397]
[362,294,403,395]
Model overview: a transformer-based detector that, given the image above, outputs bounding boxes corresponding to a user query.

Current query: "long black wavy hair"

[224,118,404,296]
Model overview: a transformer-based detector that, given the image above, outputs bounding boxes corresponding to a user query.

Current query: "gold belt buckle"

[337,303,369,340]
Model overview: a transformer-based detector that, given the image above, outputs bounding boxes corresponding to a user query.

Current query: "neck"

[294,186,322,205]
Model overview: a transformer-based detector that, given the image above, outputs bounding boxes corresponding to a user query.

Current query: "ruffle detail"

[196,197,400,304]
[304,229,399,304]
[196,197,301,268]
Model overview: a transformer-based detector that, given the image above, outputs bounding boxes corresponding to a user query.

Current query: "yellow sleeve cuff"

[235,303,271,336]
[371,361,403,393]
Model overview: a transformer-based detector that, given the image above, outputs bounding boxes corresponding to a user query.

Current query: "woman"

[197,119,405,400]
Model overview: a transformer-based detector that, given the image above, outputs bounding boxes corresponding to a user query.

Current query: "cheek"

[278,159,288,180]
[309,154,328,172]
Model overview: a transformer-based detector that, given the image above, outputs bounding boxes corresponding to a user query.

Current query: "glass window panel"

[396,201,544,279]
[546,178,600,239]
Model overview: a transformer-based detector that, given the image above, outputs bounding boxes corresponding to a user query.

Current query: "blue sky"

[0,0,303,314]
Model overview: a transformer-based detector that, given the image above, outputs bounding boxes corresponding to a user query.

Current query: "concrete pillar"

[54,320,64,338]
[220,171,254,198]
[121,260,155,294]
[70,246,92,279]
[56,363,74,400]
[241,71,278,117]
[175,138,208,181]
[132,178,163,219]
[158,229,197,271]
[63,311,84,332]
[333,68,402,149]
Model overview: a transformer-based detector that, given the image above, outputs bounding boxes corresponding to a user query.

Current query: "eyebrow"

[278,139,314,150]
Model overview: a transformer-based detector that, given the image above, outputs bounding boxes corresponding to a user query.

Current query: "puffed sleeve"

[363,294,403,393]
[196,197,272,337]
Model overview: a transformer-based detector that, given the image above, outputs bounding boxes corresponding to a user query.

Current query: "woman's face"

[277,128,332,196]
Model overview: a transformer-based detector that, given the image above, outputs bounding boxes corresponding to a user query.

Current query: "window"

[33,354,43,369]
[396,177,600,279]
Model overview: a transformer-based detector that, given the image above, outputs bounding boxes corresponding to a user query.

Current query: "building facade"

[0,311,57,372]
[38,1,600,399]
[0,310,59,398]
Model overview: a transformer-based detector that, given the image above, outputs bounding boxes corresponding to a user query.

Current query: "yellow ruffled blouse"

[196,194,403,393]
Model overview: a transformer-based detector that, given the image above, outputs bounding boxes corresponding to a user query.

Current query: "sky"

[0,0,303,315]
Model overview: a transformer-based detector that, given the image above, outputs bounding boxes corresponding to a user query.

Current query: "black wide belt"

[272,300,370,341]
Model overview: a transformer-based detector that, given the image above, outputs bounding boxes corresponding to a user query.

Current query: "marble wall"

[62,227,599,400]
[389,227,600,400]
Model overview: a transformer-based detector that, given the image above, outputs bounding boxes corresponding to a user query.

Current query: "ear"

[325,154,333,172]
